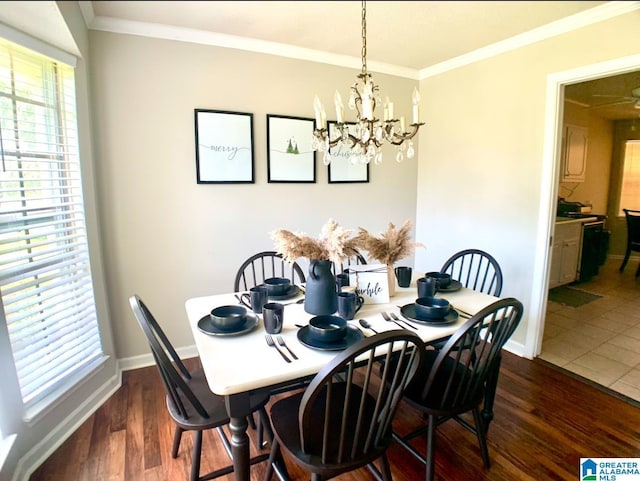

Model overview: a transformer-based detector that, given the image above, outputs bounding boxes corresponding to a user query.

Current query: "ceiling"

[87,1,609,72]
[83,1,640,120]
[565,71,640,121]
[4,2,633,119]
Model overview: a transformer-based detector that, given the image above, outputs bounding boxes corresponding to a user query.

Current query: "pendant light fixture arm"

[311,0,424,165]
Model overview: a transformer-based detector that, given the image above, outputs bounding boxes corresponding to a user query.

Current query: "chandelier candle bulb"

[314,95,323,128]
[334,90,344,123]
[387,101,394,120]
[400,116,406,133]
[412,88,420,124]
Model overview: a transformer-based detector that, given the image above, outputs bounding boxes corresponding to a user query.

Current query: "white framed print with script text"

[195,109,255,184]
[327,121,369,183]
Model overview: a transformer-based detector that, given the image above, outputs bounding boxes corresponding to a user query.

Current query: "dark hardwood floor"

[29,352,640,481]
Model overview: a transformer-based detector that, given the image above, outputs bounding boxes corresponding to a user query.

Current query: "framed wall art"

[194,109,254,184]
[326,121,370,183]
[267,114,316,183]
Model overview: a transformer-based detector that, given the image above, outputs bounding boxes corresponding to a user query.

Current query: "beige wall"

[88,32,420,359]
[415,11,640,349]
[559,101,613,215]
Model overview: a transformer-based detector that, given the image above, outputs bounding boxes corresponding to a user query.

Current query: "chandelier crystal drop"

[311,0,425,165]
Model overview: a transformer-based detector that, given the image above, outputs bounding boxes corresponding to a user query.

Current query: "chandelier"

[311,0,424,166]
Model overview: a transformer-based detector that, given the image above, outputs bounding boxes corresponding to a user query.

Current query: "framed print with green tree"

[326,121,370,183]
[267,114,316,183]
[194,109,254,184]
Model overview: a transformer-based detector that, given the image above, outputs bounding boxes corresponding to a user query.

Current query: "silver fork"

[381,311,408,330]
[265,334,291,363]
[276,335,298,360]
[389,312,418,330]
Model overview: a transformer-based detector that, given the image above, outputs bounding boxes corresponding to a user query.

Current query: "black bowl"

[264,277,291,296]
[308,315,347,343]
[425,271,452,289]
[414,296,451,319]
[210,305,247,331]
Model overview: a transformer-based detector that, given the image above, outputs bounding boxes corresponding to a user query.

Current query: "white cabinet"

[561,124,588,182]
[549,221,582,288]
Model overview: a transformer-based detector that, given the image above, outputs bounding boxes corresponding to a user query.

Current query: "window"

[618,140,640,215]
[0,39,104,411]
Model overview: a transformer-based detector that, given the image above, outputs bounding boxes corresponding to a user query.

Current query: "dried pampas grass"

[271,219,357,265]
[353,220,424,266]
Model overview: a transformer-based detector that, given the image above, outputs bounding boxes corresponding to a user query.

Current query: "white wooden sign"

[347,264,390,304]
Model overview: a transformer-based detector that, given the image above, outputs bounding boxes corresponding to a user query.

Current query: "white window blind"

[0,38,103,408]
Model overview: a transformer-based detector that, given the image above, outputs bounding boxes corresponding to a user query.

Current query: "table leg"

[226,394,251,481]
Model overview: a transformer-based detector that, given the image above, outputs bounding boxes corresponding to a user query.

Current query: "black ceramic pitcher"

[304,259,338,315]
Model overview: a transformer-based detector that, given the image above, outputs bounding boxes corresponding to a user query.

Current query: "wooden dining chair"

[392,298,524,481]
[234,250,306,292]
[440,248,503,296]
[129,295,273,481]
[619,208,640,277]
[263,330,425,481]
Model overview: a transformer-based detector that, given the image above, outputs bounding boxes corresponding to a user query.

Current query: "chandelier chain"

[361,0,367,76]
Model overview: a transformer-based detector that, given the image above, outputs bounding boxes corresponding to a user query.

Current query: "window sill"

[0,433,17,471]
[23,355,110,425]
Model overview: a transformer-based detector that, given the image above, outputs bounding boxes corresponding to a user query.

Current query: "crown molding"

[419,1,640,79]
[83,1,638,81]
[78,1,95,29]
[87,14,420,80]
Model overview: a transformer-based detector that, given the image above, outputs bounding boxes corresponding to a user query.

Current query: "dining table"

[185,281,500,481]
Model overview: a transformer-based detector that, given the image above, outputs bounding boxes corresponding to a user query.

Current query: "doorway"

[528,54,640,359]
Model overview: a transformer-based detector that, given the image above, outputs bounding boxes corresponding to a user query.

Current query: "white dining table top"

[185,284,499,396]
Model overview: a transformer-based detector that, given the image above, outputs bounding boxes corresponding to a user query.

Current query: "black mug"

[417,277,438,298]
[240,286,269,314]
[394,266,412,288]
[336,273,350,290]
[263,302,284,334]
[337,291,364,320]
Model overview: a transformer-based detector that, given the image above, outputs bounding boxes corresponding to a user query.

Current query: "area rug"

[548,285,603,308]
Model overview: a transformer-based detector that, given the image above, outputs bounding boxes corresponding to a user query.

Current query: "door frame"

[527,53,640,358]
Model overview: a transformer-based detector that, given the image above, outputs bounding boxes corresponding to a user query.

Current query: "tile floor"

[539,256,640,402]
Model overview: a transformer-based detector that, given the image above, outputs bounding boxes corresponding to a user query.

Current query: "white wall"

[88,31,420,359]
[414,11,640,353]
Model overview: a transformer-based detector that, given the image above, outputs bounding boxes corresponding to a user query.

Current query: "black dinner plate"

[263,284,300,301]
[297,324,364,351]
[436,279,463,293]
[198,312,259,336]
[400,304,459,325]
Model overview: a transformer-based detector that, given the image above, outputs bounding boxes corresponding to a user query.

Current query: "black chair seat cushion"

[401,350,485,416]
[168,369,270,431]
[270,383,390,476]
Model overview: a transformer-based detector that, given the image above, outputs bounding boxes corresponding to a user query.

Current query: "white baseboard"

[117,344,199,372]
[504,339,529,359]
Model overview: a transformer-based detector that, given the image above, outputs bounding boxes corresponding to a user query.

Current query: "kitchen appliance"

[557,198,610,282]
[557,198,593,216]
[579,220,609,282]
